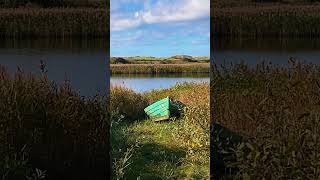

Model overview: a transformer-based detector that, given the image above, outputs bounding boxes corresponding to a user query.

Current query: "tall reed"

[213,5,320,38]
[0,0,107,8]
[0,8,108,38]
[111,63,210,74]
[0,66,109,179]
[211,60,320,179]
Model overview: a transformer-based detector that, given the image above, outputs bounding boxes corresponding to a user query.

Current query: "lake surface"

[212,38,320,65]
[0,38,109,97]
[111,74,209,93]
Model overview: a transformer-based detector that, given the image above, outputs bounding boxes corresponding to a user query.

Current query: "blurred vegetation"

[213,5,320,38]
[213,0,320,8]
[0,8,108,38]
[0,66,109,180]
[212,0,320,38]
[0,0,107,8]
[211,60,320,179]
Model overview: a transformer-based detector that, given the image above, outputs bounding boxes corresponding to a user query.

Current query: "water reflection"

[0,38,109,97]
[213,38,320,65]
[111,74,209,93]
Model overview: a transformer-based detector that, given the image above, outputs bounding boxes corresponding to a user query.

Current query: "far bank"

[110,56,210,74]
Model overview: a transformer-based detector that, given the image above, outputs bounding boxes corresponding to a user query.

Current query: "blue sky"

[110,0,210,57]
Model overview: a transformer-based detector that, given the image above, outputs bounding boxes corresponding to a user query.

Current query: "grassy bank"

[0,67,109,180]
[213,5,320,38]
[111,63,210,74]
[0,8,108,38]
[211,60,320,179]
[111,83,210,179]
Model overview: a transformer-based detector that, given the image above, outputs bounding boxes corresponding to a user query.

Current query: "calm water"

[0,38,109,97]
[213,38,320,65]
[111,74,209,93]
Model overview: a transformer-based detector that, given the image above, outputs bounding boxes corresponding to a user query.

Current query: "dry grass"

[0,8,108,38]
[0,0,107,8]
[0,66,109,179]
[110,85,148,121]
[211,60,320,179]
[110,63,210,74]
[213,5,320,38]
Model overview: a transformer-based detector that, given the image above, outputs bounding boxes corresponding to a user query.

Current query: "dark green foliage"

[110,57,130,64]
[212,123,243,179]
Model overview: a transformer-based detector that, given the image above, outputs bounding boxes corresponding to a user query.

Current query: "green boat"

[144,97,182,122]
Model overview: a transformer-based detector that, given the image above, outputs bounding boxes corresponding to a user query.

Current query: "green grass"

[111,83,210,179]
[112,120,209,179]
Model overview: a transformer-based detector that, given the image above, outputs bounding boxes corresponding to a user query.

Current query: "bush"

[110,85,148,121]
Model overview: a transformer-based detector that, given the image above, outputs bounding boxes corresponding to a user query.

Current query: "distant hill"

[110,55,210,64]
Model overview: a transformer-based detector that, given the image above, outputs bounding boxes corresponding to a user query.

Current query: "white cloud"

[141,0,209,23]
[111,30,144,45]
[111,15,141,31]
[111,0,209,31]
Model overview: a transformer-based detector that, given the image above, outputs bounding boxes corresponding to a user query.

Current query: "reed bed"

[211,60,320,179]
[213,5,320,38]
[110,85,148,121]
[0,0,107,8]
[0,8,108,38]
[110,63,210,74]
[111,83,210,179]
[0,66,109,180]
